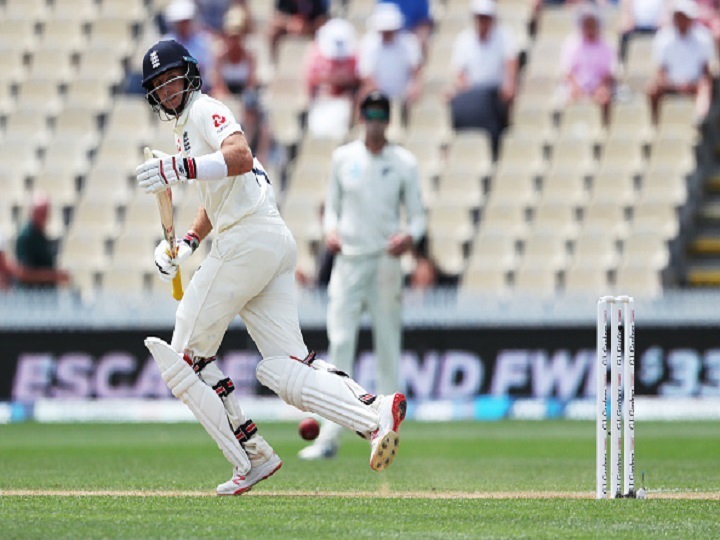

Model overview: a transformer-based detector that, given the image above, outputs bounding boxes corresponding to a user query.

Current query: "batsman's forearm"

[222,136,254,176]
[190,206,213,242]
[186,134,254,180]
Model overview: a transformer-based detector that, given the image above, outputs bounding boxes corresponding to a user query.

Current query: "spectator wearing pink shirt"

[560,4,617,124]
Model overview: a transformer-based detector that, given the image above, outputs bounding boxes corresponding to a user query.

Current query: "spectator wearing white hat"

[647,0,714,124]
[358,3,423,109]
[164,0,216,93]
[447,0,519,156]
[378,0,434,55]
[449,0,518,103]
[304,18,361,139]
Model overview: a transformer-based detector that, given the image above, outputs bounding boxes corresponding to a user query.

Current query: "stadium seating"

[0,0,703,300]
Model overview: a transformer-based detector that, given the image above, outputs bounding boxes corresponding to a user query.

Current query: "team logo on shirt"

[212,114,226,128]
[183,131,191,152]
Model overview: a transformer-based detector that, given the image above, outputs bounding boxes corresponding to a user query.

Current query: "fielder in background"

[299,91,426,460]
[135,40,407,495]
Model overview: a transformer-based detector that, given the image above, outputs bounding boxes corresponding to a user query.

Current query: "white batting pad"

[145,337,250,474]
[256,355,379,433]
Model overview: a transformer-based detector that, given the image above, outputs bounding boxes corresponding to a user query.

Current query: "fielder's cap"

[370,3,404,32]
[360,90,391,120]
[317,18,356,59]
[165,0,196,23]
[471,0,496,17]
[672,0,698,18]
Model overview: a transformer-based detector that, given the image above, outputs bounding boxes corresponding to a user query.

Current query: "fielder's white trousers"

[171,215,308,360]
[328,252,403,395]
[314,252,403,446]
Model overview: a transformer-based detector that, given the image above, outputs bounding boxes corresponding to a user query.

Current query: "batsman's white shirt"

[168,91,307,361]
[323,139,425,399]
[173,92,276,231]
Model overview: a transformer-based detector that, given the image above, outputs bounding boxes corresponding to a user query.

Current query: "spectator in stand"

[378,0,433,55]
[211,6,258,99]
[560,3,617,125]
[447,0,518,157]
[0,232,18,289]
[164,0,216,93]
[619,0,670,58]
[304,18,361,140]
[268,0,329,63]
[620,0,670,35]
[14,192,70,290]
[405,235,458,291]
[196,0,254,35]
[358,3,422,110]
[647,0,714,125]
[210,6,273,165]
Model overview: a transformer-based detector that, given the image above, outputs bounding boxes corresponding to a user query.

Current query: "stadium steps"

[685,170,720,286]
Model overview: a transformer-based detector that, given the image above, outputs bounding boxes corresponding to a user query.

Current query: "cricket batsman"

[134,40,407,495]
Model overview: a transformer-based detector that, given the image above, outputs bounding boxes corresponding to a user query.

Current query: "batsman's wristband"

[183,231,200,252]
[186,150,228,181]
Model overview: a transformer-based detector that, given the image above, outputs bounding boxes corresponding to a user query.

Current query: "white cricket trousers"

[327,252,403,395]
[171,215,308,361]
[314,252,403,445]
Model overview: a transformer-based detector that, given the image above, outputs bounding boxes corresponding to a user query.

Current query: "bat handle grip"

[172,271,184,301]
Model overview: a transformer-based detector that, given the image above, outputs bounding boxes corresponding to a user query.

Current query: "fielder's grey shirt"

[324,139,426,256]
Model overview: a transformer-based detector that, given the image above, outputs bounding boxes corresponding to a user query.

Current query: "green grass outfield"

[0,420,719,539]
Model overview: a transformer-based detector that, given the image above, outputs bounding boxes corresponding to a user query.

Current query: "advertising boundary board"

[2,325,720,404]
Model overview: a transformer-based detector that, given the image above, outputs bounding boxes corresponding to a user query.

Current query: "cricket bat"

[144,147,184,301]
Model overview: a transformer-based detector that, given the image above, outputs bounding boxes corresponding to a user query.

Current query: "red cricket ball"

[298,417,320,441]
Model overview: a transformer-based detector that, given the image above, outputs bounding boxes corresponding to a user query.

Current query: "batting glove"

[136,150,198,194]
[153,232,200,282]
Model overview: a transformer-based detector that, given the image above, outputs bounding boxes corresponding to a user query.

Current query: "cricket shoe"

[298,440,338,461]
[217,435,282,495]
[369,393,407,472]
